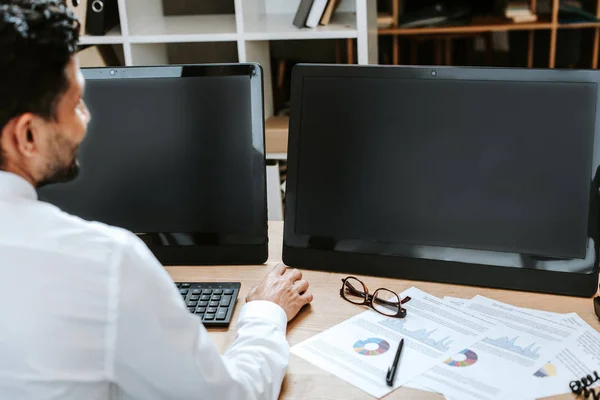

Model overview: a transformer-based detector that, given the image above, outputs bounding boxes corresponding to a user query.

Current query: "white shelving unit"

[78,0,378,220]
[79,26,123,45]
[80,0,377,119]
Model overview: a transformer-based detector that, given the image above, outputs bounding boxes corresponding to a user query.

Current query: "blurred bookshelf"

[377,0,600,69]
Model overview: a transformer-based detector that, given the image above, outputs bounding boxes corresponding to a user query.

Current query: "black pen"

[386,338,404,387]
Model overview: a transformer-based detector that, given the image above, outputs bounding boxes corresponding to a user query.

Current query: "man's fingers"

[294,279,309,294]
[245,285,257,302]
[272,263,286,276]
[286,268,302,282]
[299,292,314,305]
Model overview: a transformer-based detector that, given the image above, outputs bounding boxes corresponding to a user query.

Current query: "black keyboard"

[175,282,241,327]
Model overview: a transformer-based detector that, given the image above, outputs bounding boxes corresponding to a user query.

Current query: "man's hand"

[246,264,313,321]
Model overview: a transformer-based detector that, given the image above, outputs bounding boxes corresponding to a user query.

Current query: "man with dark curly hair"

[0,1,312,399]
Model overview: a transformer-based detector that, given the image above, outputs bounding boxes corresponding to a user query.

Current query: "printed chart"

[353,338,390,356]
[380,318,454,352]
[483,336,541,360]
[444,349,479,367]
[534,362,557,378]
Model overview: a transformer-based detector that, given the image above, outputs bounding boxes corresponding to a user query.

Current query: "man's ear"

[11,113,41,158]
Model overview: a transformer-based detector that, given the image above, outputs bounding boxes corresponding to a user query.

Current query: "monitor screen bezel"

[283,64,600,296]
[54,63,268,265]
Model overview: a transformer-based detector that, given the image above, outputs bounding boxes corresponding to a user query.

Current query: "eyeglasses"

[340,276,411,318]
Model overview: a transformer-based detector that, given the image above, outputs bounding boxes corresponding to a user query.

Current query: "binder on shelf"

[85,0,119,36]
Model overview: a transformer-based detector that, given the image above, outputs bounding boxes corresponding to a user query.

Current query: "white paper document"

[406,295,584,400]
[443,296,470,307]
[513,313,600,399]
[410,322,568,400]
[290,287,496,398]
[464,295,580,342]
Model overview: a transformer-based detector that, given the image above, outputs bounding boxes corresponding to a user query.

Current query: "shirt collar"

[0,170,38,200]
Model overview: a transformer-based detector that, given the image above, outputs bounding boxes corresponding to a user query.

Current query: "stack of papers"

[290,287,600,399]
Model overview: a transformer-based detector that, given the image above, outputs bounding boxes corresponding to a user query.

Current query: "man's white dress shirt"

[0,170,289,400]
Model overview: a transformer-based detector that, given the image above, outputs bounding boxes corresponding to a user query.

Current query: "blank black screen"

[295,77,596,259]
[39,75,261,234]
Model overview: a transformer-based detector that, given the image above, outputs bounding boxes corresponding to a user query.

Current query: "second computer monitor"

[283,64,600,296]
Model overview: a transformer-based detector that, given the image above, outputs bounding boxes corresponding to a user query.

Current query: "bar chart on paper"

[379,318,454,352]
[482,336,542,360]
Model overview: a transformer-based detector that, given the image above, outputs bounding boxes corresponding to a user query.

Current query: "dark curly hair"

[0,0,80,167]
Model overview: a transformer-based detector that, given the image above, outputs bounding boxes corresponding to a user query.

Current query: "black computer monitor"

[283,64,600,296]
[38,63,268,265]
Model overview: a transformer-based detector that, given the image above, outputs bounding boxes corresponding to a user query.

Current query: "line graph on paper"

[379,318,454,352]
[483,336,541,360]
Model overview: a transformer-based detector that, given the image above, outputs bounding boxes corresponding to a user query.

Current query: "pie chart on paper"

[534,362,557,378]
[444,349,478,367]
[353,338,390,356]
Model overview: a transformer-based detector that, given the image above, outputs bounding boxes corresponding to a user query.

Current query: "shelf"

[79,26,123,45]
[558,21,600,29]
[244,12,358,40]
[128,14,238,43]
[379,16,553,35]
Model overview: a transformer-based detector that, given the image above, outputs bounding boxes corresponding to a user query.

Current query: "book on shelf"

[320,0,342,25]
[505,1,537,23]
[511,14,538,22]
[306,0,329,28]
[377,13,394,28]
[293,0,315,28]
[506,9,532,17]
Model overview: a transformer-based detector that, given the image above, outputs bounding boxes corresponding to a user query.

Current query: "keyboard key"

[192,289,202,295]
[216,309,227,320]
[211,295,221,301]
[200,295,211,301]
[187,307,195,313]
[207,307,218,314]
[204,314,215,321]
[190,295,200,301]
[209,301,220,307]
[180,283,191,288]
[175,283,181,288]
[201,289,213,295]
[213,289,223,295]
[224,289,234,295]
[179,289,189,296]
[221,295,232,307]
[199,301,209,307]
[196,307,206,313]
[187,301,198,307]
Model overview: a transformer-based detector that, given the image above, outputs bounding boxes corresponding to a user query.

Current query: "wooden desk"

[166,222,600,400]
